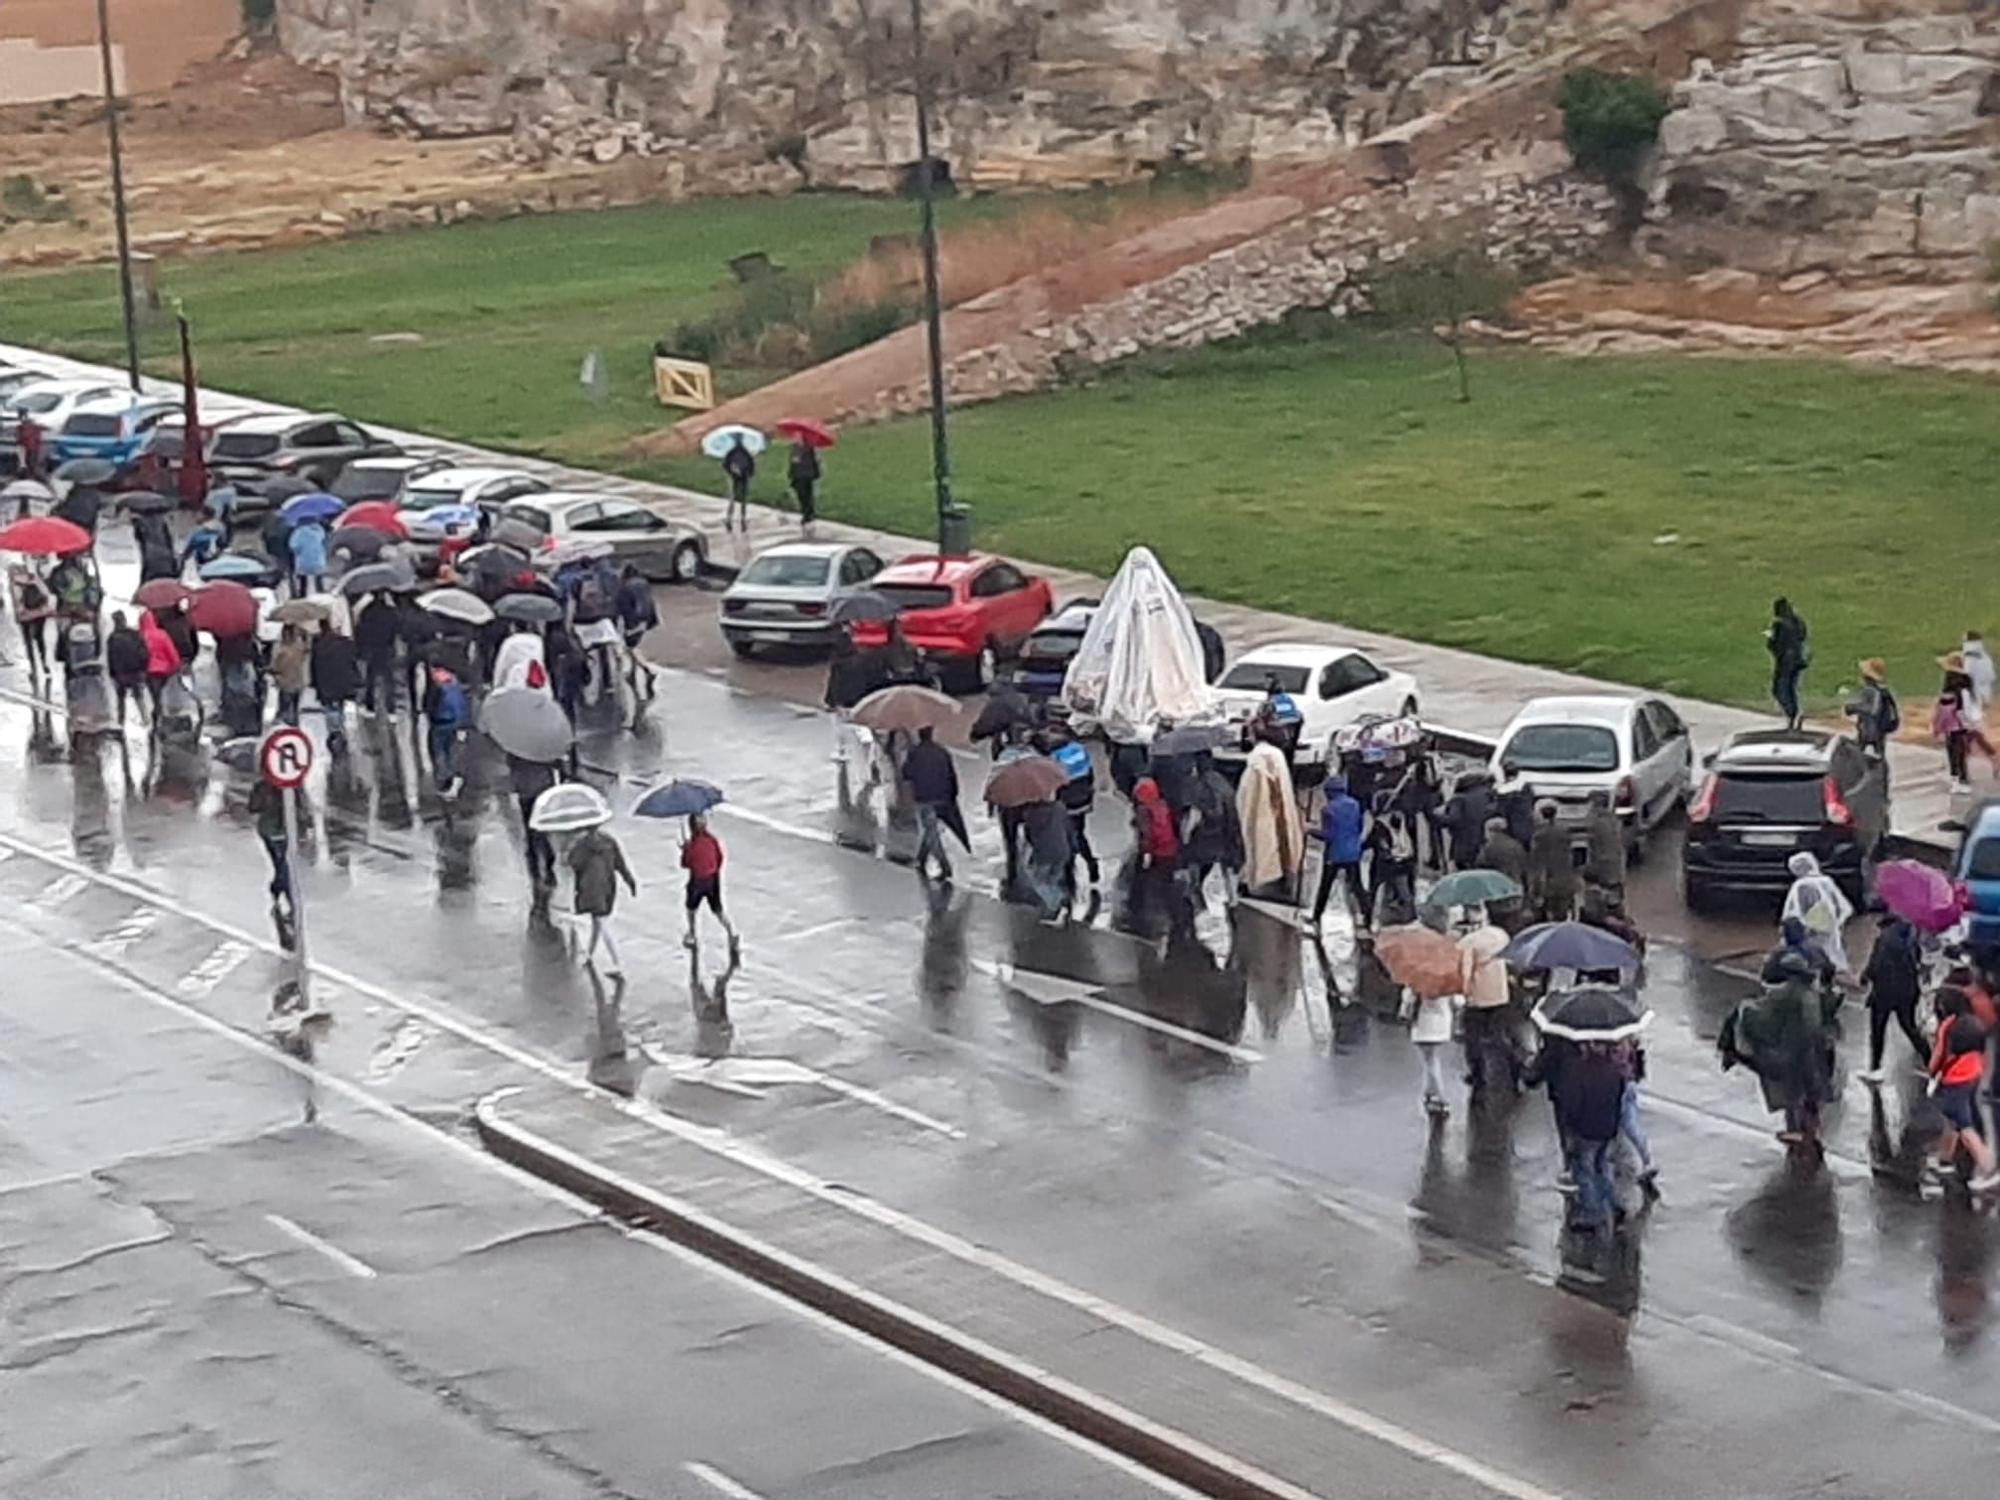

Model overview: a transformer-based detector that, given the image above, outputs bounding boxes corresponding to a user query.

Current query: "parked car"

[2,378,124,453]
[1491,695,1693,853]
[497,492,707,583]
[0,366,52,403]
[206,412,400,502]
[718,540,885,656]
[1955,799,2000,954]
[849,553,1054,692]
[50,394,180,467]
[1010,601,1099,698]
[1682,727,1885,910]
[331,454,451,505]
[399,466,551,564]
[1211,642,1419,768]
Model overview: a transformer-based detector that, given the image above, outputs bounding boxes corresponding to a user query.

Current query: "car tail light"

[1688,773,1718,824]
[1823,774,1853,826]
[796,602,826,617]
[1615,776,1636,811]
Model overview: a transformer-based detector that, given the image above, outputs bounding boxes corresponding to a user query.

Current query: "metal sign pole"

[282,782,311,1010]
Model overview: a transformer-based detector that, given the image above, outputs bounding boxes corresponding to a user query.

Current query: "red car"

[852,553,1054,691]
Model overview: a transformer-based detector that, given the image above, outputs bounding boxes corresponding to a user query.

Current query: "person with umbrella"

[1181,752,1244,910]
[1457,905,1518,1095]
[1860,910,1928,1084]
[616,564,659,702]
[152,600,196,679]
[288,519,330,600]
[399,594,440,718]
[1527,1031,1630,1233]
[132,511,177,584]
[179,511,228,577]
[310,619,360,755]
[356,591,402,719]
[787,437,822,528]
[138,608,182,720]
[510,754,562,907]
[1130,776,1188,937]
[271,624,311,726]
[568,820,638,979]
[901,724,960,884]
[106,611,147,726]
[681,812,740,957]
[721,434,756,532]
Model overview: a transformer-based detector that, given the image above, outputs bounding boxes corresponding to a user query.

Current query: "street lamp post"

[93,0,142,393]
[909,0,967,555]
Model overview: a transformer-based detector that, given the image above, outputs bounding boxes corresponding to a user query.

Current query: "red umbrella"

[187,580,259,638]
[134,578,194,610]
[0,515,91,556]
[775,417,836,450]
[339,501,408,539]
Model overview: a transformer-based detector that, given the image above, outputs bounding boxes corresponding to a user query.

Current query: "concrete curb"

[473,1093,1307,1500]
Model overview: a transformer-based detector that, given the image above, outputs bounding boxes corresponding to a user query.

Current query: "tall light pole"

[94,0,142,392]
[909,0,966,555]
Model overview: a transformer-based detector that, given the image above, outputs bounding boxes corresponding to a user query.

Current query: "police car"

[1210,642,1419,768]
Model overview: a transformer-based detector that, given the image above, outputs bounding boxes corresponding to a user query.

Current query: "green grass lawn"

[5,202,1993,711]
[644,330,1997,712]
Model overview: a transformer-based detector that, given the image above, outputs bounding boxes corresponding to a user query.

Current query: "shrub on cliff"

[1558,68,1671,183]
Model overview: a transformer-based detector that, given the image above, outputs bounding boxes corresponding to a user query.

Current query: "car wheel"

[726,637,755,660]
[670,541,702,584]
[1684,873,1714,914]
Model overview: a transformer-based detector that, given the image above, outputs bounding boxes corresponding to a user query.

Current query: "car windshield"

[1967,837,2000,881]
[401,486,470,511]
[213,431,281,459]
[1220,663,1309,694]
[1712,771,1824,823]
[1502,724,1620,774]
[1023,628,1086,660]
[63,413,124,436]
[877,582,954,610]
[333,467,400,501]
[740,554,831,587]
[13,391,65,414]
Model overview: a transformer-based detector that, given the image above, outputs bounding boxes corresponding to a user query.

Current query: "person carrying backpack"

[422,664,470,796]
[616,564,659,701]
[1845,657,1898,759]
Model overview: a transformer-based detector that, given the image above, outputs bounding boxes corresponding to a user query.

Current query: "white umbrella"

[418,587,496,627]
[700,424,767,460]
[529,782,612,833]
[2,478,53,505]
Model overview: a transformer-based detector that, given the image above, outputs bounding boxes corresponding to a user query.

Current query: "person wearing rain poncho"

[1781,852,1855,978]
[1720,948,1844,1152]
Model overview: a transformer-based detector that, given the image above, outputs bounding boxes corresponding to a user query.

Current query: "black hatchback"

[1682,728,1886,909]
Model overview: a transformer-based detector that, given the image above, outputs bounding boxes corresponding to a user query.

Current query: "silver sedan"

[718,541,885,656]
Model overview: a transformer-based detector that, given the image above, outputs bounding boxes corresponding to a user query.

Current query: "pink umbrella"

[1875,858,1963,933]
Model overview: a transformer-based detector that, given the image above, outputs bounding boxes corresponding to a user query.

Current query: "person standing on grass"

[681,812,741,957]
[568,822,637,979]
[721,435,756,532]
[1767,597,1809,730]
[1933,655,1979,791]
[787,439,822,528]
[1845,657,1898,759]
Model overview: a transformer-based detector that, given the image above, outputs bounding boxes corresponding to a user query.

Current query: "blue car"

[1954,798,2000,952]
[50,395,179,467]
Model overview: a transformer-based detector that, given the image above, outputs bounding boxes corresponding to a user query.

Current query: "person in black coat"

[787,441,822,527]
[153,603,196,671]
[106,611,147,725]
[1860,913,1926,1081]
[132,515,177,583]
[354,594,401,715]
[1440,770,1499,872]
[399,597,439,715]
[310,628,359,753]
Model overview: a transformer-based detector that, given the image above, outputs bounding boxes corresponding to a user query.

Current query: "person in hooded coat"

[310,625,360,753]
[1526,800,1579,924]
[355,593,402,714]
[138,609,182,716]
[270,625,311,726]
[1766,597,1810,729]
[1860,911,1927,1082]
[1181,757,1245,910]
[132,514,177,583]
[1722,948,1842,1150]
[567,824,637,978]
[1439,770,1498,872]
[1235,735,1304,900]
[1781,851,1855,978]
[106,611,147,725]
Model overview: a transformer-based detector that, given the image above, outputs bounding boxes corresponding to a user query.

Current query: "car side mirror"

[1701,750,1717,769]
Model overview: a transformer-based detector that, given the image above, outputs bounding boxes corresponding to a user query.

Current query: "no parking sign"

[259,726,313,790]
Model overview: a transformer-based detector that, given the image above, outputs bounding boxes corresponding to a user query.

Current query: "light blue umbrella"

[632,779,725,819]
[198,553,270,582]
[700,424,766,460]
[411,503,481,533]
[280,491,345,525]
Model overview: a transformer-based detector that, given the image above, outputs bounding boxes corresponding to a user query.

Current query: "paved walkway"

[3,340,1967,850]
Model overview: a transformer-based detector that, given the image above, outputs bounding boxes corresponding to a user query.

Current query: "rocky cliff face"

[1643,1,2000,274]
[276,0,1573,189]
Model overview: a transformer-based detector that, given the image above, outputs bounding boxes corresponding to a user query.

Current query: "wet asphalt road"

[1,538,1996,1497]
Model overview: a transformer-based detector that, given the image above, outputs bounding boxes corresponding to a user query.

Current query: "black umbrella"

[491,518,544,554]
[118,490,178,516]
[1152,722,1232,756]
[53,457,118,487]
[52,489,102,533]
[970,686,1033,742]
[1530,986,1652,1043]
[329,524,387,561]
[494,592,564,625]
[831,590,900,625]
[340,559,417,597]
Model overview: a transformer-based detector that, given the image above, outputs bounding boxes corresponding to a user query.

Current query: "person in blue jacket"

[1310,774,1370,927]
[287,520,328,599]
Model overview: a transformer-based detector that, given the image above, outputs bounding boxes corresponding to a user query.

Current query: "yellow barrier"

[652,356,716,412]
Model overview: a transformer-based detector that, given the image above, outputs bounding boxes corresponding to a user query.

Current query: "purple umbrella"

[1875,859,1964,933]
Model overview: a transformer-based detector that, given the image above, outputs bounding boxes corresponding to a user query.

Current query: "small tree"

[1364,242,1517,403]
[1558,68,1671,227]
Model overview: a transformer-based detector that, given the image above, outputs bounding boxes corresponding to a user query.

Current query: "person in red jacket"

[1130,777,1186,937]
[139,608,183,718]
[681,813,740,958]
[1930,986,2000,1191]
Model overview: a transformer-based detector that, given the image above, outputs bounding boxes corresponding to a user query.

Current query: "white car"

[719,540,885,655]
[1212,642,1420,766]
[3,378,124,449]
[499,492,707,583]
[1489,695,1694,849]
[398,466,551,544]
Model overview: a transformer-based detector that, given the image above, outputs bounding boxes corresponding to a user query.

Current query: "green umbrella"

[1423,868,1522,909]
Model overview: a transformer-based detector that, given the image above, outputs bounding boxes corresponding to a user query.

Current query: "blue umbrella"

[1503,922,1640,974]
[632,779,726,819]
[280,491,345,525]
[412,503,481,533]
[198,552,271,582]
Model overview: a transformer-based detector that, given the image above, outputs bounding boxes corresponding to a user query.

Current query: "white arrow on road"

[972,958,1262,1064]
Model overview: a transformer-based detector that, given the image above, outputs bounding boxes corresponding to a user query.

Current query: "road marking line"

[14,909,1203,1499]
[812,1075,966,1140]
[176,940,253,999]
[682,1462,765,1499]
[29,872,89,913]
[974,958,1263,1064]
[264,1213,379,1280]
[0,824,1550,1499]
[86,906,158,959]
